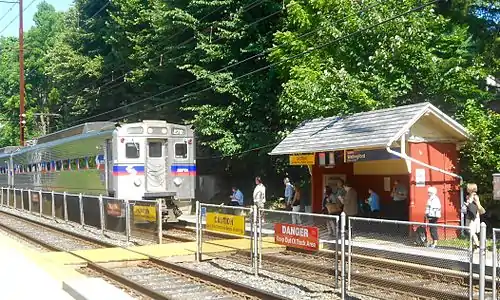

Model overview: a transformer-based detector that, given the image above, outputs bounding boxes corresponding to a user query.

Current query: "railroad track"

[219,249,473,300]
[0,210,287,300]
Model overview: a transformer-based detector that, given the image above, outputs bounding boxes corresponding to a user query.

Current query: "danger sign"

[274,223,319,251]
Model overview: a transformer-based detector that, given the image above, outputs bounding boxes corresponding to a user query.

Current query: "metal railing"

[0,186,162,244]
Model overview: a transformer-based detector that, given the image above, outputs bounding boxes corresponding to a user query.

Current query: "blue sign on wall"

[345,148,401,163]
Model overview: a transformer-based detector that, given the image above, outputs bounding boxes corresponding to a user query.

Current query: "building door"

[145,140,167,193]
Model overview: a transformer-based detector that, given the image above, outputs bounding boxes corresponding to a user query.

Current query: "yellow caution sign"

[133,205,157,223]
[206,212,245,236]
[289,154,315,166]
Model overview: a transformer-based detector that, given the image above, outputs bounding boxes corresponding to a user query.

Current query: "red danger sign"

[274,223,319,251]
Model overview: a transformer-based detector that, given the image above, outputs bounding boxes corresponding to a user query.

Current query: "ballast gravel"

[180,259,376,300]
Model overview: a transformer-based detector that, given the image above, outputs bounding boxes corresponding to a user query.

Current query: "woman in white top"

[462,183,485,248]
[425,186,441,248]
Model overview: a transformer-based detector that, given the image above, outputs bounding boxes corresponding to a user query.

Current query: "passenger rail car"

[0,121,196,224]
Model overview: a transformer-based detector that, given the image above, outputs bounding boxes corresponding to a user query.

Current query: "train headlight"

[134,178,142,187]
[173,177,182,187]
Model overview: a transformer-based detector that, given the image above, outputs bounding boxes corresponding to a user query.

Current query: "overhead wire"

[0,2,16,24]
[0,0,38,36]
[73,0,389,124]
[108,0,441,122]
[63,0,271,114]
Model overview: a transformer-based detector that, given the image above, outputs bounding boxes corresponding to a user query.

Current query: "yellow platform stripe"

[72,247,148,263]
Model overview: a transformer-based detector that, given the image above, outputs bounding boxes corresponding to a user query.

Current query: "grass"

[438,237,494,251]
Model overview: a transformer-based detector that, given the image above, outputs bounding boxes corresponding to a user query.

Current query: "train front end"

[111,121,195,224]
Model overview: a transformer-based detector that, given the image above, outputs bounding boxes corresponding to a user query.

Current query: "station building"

[270,102,470,237]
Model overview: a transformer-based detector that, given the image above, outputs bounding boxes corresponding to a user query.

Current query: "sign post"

[494,173,500,201]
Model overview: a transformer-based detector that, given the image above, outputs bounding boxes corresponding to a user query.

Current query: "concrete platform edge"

[63,278,134,300]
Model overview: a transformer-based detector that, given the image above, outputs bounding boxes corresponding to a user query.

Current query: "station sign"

[133,205,157,222]
[206,212,245,236]
[289,154,315,166]
[345,147,401,163]
[494,174,500,201]
[274,223,319,251]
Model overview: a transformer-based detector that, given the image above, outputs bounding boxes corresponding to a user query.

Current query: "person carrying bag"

[462,183,485,249]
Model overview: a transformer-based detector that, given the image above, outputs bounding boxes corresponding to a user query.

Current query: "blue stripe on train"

[112,165,145,176]
[170,165,196,176]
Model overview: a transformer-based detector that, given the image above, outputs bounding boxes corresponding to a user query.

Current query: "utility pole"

[19,0,25,146]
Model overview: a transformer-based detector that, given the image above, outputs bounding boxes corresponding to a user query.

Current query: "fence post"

[493,230,497,300]
[335,216,339,289]
[252,204,258,276]
[157,199,162,244]
[341,212,346,300]
[347,216,352,291]
[13,189,16,209]
[258,207,263,269]
[28,190,31,212]
[51,191,55,220]
[0,187,3,207]
[63,192,68,222]
[469,228,474,300]
[79,193,84,226]
[125,199,131,243]
[20,189,24,211]
[479,222,486,300]
[99,195,105,236]
[7,188,10,208]
[196,201,202,262]
[38,191,42,217]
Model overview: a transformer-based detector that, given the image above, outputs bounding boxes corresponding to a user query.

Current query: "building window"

[174,143,188,159]
[126,143,140,159]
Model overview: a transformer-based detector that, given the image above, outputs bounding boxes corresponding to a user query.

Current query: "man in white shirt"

[284,177,294,208]
[253,176,266,208]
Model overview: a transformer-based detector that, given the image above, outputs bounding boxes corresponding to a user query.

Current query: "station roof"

[269,102,469,155]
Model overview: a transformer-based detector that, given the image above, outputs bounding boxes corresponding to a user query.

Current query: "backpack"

[466,201,478,220]
[415,226,427,246]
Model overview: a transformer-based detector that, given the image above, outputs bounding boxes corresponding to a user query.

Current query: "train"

[0,120,196,226]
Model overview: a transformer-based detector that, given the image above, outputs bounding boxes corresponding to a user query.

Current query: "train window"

[148,142,162,158]
[56,161,62,171]
[126,143,140,159]
[46,162,51,172]
[174,143,188,159]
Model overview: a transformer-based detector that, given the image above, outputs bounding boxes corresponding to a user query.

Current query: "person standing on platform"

[461,183,485,249]
[366,188,380,218]
[340,182,358,218]
[284,178,294,210]
[391,180,408,220]
[253,177,266,208]
[323,186,337,236]
[291,186,302,224]
[229,186,244,206]
[425,186,441,248]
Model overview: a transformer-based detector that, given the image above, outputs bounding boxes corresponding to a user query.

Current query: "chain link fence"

[258,208,340,289]
[197,203,254,267]
[493,228,500,300]
[347,216,473,299]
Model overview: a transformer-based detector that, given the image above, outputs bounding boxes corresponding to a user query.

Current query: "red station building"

[270,102,470,238]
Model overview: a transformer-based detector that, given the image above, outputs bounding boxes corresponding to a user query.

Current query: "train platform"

[58,237,284,263]
[0,233,134,300]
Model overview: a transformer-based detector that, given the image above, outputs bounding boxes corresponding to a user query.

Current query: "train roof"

[33,122,115,145]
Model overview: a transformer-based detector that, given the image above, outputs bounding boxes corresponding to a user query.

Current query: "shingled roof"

[270,102,469,155]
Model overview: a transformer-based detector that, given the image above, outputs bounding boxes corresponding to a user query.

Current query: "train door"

[105,139,114,196]
[145,139,167,193]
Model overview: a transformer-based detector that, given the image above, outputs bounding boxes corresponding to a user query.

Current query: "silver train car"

[0,120,196,224]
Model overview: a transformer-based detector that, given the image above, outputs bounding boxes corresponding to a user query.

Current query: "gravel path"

[180,259,377,300]
[0,226,49,252]
[0,206,154,248]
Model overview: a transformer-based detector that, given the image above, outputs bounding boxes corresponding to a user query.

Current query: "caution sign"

[133,205,157,223]
[289,154,315,166]
[274,223,319,251]
[206,212,245,236]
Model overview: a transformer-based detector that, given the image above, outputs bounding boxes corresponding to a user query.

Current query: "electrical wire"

[0,2,16,24]
[62,0,272,116]
[108,0,440,122]
[0,0,38,36]
[74,0,389,124]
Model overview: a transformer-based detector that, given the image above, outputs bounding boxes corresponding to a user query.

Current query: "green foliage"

[0,0,498,188]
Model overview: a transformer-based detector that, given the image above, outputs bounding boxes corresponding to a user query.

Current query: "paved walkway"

[0,234,77,300]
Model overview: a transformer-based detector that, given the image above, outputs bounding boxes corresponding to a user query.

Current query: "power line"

[109,0,440,122]
[73,0,387,124]
[62,0,272,116]
[196,142,279,160]
[0,3,16,24]
[0,0,38,36]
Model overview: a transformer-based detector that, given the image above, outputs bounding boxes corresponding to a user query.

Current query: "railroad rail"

[0,210,287,300]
